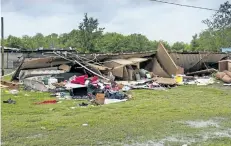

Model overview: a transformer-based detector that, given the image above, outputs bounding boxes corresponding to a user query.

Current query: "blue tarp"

[221,48,231,53]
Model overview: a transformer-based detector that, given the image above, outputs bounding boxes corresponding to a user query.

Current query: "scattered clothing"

[105,91,126,100]
[3,98,16,104]
[87,83,103,99]
[71,75,88,85]
[79,102,88,106]
[91,76,99,84]
[65,83,87,89]
[34,100,57,105]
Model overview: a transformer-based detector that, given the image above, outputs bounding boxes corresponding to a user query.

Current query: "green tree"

[159,40,171,50]
[201,1,231,49]
[149,40,158,51]
[172,42,186,51]
[32,33,46,49]
[184,43,191,51]
[66,30,81,49]
[21,35,35,50]
[78,13,104,53]
[190,34,199,51]
[95,32,127,53]
[126,34,153,52]
[45,33,59,49]
[5,35,22,48]
[202,1,231,30]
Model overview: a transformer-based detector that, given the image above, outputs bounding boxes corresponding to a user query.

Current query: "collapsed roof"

[11,44,231,81]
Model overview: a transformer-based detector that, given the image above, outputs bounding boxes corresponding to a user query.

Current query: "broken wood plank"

[186,68,218,76]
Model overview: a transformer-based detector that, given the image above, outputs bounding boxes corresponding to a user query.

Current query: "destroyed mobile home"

[3,43,231,105]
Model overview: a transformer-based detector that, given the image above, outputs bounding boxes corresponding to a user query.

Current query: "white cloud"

[1,0,227,43]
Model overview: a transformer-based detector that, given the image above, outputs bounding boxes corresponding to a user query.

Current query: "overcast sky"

[1,0,226,44]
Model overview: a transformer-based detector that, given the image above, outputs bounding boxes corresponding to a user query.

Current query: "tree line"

[3,1,231,53]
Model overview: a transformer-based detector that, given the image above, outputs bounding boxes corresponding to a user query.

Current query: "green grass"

[1,85,231,146]
[1,74,13,81]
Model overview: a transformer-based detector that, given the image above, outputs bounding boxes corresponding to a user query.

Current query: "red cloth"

[91,76,98,84]
[34,100,57,105]
[71,75,88,85]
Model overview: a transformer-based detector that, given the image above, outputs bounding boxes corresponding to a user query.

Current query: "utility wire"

[150,0,219,11]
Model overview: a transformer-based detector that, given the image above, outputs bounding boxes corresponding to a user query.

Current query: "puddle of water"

[202,129,231,140]
[26,134,43,139]
[126,129,231,146]
[125,118,230,146]
[125,136,195,146]
[184,120,220,128]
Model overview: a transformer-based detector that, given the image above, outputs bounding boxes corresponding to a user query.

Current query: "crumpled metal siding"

[170,53,228,72]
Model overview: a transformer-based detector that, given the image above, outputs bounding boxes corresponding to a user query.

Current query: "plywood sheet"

[127,68,134,81]
[127,58,148,63]
[87,63,111,71]
[154,77,176,85]
[152,58,170,78]
[123,67,129,80]
[104,61,124,77]
[111,59,134,65]
[156,43,178,76]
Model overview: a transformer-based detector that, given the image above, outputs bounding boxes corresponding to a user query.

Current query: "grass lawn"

[1,85,231,146]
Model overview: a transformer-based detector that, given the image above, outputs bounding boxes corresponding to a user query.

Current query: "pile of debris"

[3,43,230,105]
[215,60,231,85]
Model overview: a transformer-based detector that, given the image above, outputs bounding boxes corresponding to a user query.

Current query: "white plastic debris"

[9,89,19,95]
[122,86,131,91]
[98,82,105,90]
[196,77,215,86]
[104,99,127,104]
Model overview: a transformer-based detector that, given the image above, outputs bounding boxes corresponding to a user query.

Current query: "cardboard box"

[218,60,231,72]
[228,62,231,71]
[95,93,105,105]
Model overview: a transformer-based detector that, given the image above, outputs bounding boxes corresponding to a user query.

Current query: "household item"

[135,73,141,80]
[146,73,151,79]
[52,72,83,81]
[48,77,58,85]
[55,76,65,82]
[218,60,231,72]
[43,77,49,85]
[175,74,183,84]
[95,93,105,105]
[139,69,149,77]
[58,64,71,72]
